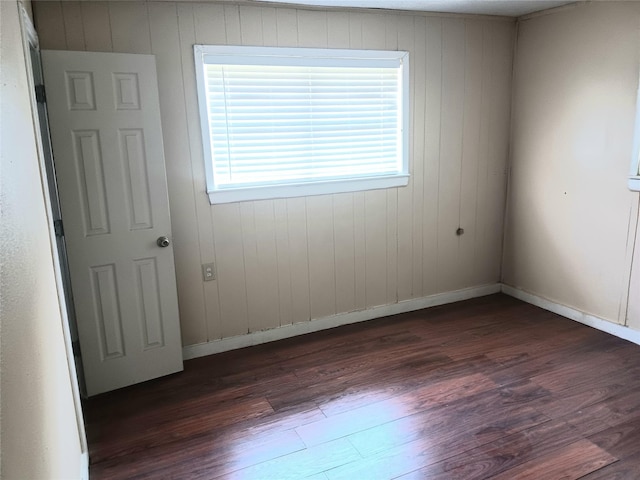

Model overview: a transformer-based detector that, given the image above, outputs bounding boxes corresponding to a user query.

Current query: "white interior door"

[41,50,183,396]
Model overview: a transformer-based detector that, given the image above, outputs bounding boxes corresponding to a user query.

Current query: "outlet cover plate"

[202,263,216,281]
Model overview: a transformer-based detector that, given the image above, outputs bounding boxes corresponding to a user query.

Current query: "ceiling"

[250,0,575,17]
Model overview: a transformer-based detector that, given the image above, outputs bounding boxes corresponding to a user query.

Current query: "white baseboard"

[501,284,640,346]
[183,283,501,360]
[80,451,89,480]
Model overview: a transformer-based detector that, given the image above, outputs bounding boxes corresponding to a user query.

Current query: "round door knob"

[157,236,170,248]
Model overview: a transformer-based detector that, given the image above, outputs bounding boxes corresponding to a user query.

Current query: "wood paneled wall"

[33,1,515,347]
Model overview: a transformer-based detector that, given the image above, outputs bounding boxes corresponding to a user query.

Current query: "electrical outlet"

[202,263,216,281]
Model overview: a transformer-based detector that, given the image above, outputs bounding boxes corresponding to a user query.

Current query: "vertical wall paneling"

[253,201,280,329]
[184,2,224,341]
[396,14,415,301]
[241,202,279,332]
[213,203,249,337]
[484,23,513,283]
[437,18,465,293]
[364,191,388,307]
[275,8,297,47]
[333,193,356,314]
[224,4,241,44]
[306,196,337,319]
[411,16,427,297]
[287,199,311,323]
[239,5,263,45]
[194,2,226,45]
[385,191,399,304]
[152,2,209,345]
[458,20,483,289]
[362,12,386,45]
[36,2,516,347]
[348,11,363,47]
[261,7,278,46]
[274,199,294,327]
[353,191,367,309]
[297,9,327,47]
[478,23,500,284]
[385,14,400,305]
[348,13,367,310]
[61,1,85,51]
[34,1,67,50]
[108,2,151,54]
[362,13,390,308]
[473,21,493,287]
[327,11,350,47]
[422,16,443,295]
[80,1,112,52]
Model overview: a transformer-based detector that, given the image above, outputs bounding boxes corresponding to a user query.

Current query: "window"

[194,45,409,204]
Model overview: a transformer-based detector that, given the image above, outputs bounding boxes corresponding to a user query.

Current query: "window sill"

[207,174,410,204]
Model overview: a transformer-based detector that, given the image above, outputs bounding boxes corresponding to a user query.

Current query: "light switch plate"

[202,263,216,281]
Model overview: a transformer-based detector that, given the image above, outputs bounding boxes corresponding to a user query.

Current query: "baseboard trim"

[183,283,501,360]
[80,451,89,480]
[501,284,640,346]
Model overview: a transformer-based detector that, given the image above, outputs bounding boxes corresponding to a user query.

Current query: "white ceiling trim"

[249,0,575,17]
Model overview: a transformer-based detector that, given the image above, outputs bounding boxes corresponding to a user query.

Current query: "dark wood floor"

[85,294,640,479]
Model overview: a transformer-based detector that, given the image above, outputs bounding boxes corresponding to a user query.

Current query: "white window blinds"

[195,46,409,204]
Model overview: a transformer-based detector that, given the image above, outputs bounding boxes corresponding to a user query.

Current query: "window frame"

[630,84,640,191]
[194,45,410,204]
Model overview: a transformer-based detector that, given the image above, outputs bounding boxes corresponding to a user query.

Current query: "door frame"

[19,5,89,477]
[24,11,87,400]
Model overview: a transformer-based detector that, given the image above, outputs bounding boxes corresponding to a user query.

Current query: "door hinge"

[54,218,64,237]
[35,84,46,104]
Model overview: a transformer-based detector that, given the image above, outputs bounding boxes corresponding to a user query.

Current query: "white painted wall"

[503,2,640,326]
[0,1,85,478]
[33,1,515,347]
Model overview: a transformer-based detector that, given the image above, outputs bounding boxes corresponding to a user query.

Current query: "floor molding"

[81,451,89,480]
[183,283,501,360]
[501,284,640,346]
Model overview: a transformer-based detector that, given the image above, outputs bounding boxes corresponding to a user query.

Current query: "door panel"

[41,50,183,396]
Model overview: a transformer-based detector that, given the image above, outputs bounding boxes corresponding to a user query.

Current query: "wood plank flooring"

[84,294,640,479]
